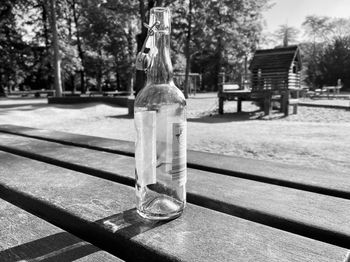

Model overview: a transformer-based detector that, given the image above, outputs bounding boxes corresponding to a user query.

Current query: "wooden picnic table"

[324,86,342,98]
[0,124,349,262]
[218,86,300,116]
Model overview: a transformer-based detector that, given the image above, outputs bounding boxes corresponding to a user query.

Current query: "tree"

[0,0,28,94]
[183,0,192,98]
[301,16,331,88]
[189,0,270,90]
[274,24,299,47]
[1,0,272,96]
[68,0,86,93]
[302,16,350,89]
[302,15,332,44]
[320,37,350,88]
[79,0,137,92]
[49,0,62,97]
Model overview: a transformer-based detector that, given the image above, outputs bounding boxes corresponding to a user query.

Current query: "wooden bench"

[0,125,349,262]
[324,85,343,98]
[87,91,132,97]
[218,86,300,116]
[260,89,300,116]
[218,83,251,114]
[9,90,56,97]
[222,83,241,92]
[0,199,122,261]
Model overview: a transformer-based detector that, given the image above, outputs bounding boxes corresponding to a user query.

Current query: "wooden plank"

[288,80,301,83]
[9,90,56,96]
[288,76,300,80]
[251,77,288,81]
[0,124,135,156]
[252,72,289,77]
[0,199,122,262]
[222,84,240,91]
[0,133,349,248]
[48,96,129,107]
[0,125,349,199]
[289,98,299,105]
[187,150,350,198]
[0,151,348,262]
[251,68,289,73]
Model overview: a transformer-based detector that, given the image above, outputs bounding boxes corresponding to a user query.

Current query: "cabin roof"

[249,45,302,71]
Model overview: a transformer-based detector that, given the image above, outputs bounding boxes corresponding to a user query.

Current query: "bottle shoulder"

[135,83,186,108]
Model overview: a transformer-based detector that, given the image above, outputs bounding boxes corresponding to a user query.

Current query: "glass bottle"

[134,7,186,220]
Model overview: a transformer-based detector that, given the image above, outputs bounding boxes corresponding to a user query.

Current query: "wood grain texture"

[0,199,122,262]
[0,132,349,248]
[0,124,348,199]
[186,150,350,199]
[0,151,348,262]
[0,124,134,155]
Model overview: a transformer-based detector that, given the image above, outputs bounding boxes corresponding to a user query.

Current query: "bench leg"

[237,98,242,113]
[293,104,298,114]
[264,96,271,116]
[128,98,135,116]
[219,98,224,114]
[282,93,289,116]
[279,96,284,113]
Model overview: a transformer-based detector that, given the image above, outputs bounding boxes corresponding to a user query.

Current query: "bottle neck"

[146,31,173,85]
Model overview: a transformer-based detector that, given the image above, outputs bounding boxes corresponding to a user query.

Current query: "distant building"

[249,45,302,92]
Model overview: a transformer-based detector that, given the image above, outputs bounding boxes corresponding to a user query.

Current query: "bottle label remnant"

[171,122,187,185]
[135,111,157,187]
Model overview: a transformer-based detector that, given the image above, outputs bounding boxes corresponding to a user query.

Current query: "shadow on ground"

[0,232,100,261]
[0,103,48,110]
[0,98,123,113]
[106,114,133,119]
[187,109,292,123]
[188,111,263,123]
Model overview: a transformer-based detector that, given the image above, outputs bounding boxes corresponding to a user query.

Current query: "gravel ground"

[1,94,350,175]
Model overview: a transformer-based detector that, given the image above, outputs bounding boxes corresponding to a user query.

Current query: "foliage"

[0,0,28,91]
[274,24,300,47]
[301,16,350,89]
[1,0,271,93]
[170,0,270,90]
[319,37,350,88]
[302,16,332,43]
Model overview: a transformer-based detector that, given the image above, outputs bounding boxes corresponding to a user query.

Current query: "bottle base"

[136,195,185,221]
[136,209,183,221]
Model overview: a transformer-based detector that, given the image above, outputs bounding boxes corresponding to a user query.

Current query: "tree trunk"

[70,74,75,94]
[71,0,86,94]
[214,36,222,91]
[0,72,5,97]
[41,1,53,90]
[283,32,288,47]
[135,0,147,96]
[41,2,50,50]
[183,0,192,99]
[127,24,134,94]
[97,49,103,93]
[116,69,121,91]
[49,0,62,97]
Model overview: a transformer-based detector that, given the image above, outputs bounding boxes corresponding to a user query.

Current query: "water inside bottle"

[135,102,186,220]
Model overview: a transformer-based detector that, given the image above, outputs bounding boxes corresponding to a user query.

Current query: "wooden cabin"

[249,45,302,115]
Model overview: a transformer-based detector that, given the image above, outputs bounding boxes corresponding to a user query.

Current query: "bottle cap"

[135,20,160,71]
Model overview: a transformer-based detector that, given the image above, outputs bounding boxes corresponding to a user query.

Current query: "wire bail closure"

[135,20,160,71]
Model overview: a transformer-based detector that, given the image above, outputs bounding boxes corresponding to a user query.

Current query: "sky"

[263,0,350,33]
